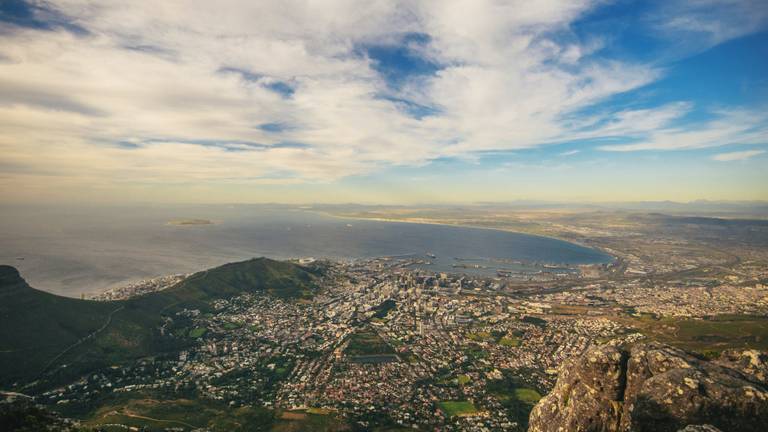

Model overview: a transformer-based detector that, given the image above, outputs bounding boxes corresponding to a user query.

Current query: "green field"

[486,372,543,428]
[513,388,542,404]
[464,347,488,360]
[223,321,243,330]
[467,331,493,342]
[457,374,471,385]
[438,400,479,418]
[499,336,521,347]
[188,327,208,338]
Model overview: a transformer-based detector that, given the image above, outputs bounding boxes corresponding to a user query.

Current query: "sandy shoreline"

[317,211,617,263]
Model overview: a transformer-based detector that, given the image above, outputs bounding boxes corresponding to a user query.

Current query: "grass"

[513,388,542,404]
[82,395,275,432]
[457,374,471,385]
[498,336,521,347]
[467,331,493,342]
[465,347,488,360]
[438,401,479,418]
[486,372,543,428]
[616,314,768,354]
[188,327,207,338]
[222,321,242,330]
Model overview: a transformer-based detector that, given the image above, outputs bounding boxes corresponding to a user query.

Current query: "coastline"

[316,211,617,264]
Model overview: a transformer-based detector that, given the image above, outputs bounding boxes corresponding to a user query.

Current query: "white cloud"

[0,0,766,199]
[559,150,580,156]
[652,0,768,54]
[599,109,768,152]
[711,149,765,161]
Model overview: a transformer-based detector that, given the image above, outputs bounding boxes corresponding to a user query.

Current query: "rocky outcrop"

[528,342,768,432]
[676,426,722,432]
[716,349,768,383]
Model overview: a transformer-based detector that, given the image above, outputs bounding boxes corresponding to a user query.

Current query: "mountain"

[528,341,768,432]
[163,257,320,302]
[0,258,319,389]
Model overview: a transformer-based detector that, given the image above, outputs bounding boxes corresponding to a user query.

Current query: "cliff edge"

[528,341,768,432]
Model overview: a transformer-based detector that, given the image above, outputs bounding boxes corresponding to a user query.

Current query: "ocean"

[0,204,612,296]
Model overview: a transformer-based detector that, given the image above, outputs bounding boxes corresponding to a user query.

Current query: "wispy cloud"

[598,109,768,152]
[651,0,768,54]
[712,149,765,161]
[559,150,580,156]
[0,0,766,201]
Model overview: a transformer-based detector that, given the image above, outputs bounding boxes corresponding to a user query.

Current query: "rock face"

[528,342,768,432]
[716,349,768,383]
[676,426,722,432]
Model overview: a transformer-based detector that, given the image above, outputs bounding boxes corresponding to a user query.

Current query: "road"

[38,305,125,377]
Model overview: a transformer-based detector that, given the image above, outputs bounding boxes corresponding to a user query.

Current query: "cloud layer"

[0,0,766,201]
[712,149,766,161]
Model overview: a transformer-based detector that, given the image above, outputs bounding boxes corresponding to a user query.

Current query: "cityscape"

[3,208,766,431]
[2,0,768,431]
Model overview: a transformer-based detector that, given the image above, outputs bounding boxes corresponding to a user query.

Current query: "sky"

[0,0,766,204]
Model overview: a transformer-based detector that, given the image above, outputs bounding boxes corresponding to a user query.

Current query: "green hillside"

[0,258,319,390]
[162,257,320,303]
[0,266,118,387]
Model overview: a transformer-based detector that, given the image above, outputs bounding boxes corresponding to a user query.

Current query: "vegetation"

[464,347,488,360]
[457,374,471,385]
[438,400,478,418]
[467,331,494,342]
[82,394,274,431]
[521,316,547,327]
[372,299,396,319]
[618,314,768,354]
[487,372,543,428]
[273,409,348,432]
[344,329,396,357]
[223,321,244,330]
[188,327,208,338]
[498,336,521,347]
[513,388,542,404]
[167,257,320,302]
[0,258,320,390]
[0,266,120,387]
[0,396,81,432]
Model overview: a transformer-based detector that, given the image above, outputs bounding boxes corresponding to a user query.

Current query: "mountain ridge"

[0,258,319,390]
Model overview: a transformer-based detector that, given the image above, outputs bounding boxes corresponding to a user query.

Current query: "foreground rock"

[528,342,768,432]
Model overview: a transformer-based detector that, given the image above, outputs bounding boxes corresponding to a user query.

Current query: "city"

[26,212,767,431]
[2,0,767,431]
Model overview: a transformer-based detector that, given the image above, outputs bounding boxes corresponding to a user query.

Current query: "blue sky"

[0,0,766,204]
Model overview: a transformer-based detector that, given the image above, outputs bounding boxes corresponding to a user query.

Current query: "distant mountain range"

[0,258,319,390]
